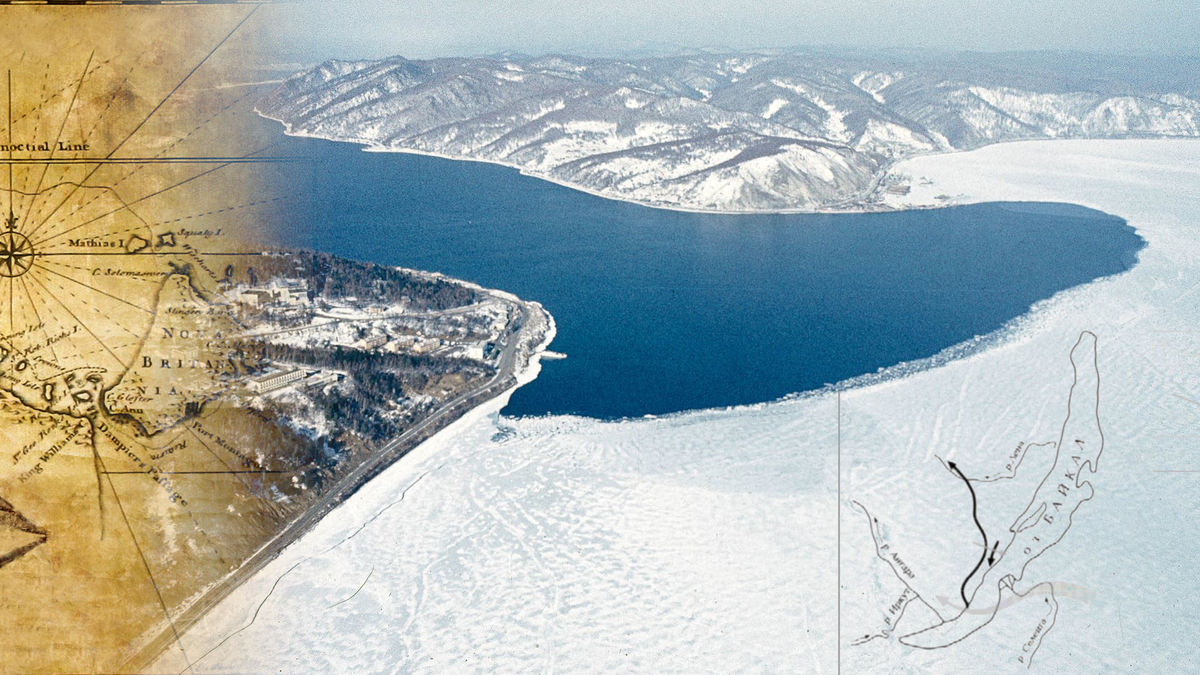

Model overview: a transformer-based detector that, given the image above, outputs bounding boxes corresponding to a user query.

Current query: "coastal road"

[127,297,544,673]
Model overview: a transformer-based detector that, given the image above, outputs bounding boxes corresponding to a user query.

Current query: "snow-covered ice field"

[154,139,1200,674]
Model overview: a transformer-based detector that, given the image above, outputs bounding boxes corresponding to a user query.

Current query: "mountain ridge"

[258,51,1200,212]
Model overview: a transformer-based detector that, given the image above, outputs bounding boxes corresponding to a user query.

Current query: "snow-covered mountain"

[258,52,1200,212]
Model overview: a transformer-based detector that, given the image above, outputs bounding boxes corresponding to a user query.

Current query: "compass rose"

[0,215,35,278]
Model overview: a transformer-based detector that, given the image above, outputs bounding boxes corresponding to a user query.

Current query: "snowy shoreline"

[259,108,887,216]
[157,139,1200,674]
[259,107,1200,217]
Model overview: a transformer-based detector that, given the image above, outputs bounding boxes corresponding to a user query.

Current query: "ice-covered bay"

[156,139,1200,674]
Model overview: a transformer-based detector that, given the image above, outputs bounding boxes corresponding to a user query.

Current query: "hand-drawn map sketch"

[0,5,306,672]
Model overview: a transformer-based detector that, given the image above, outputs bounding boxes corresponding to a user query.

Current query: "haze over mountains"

[259,51,1200,211]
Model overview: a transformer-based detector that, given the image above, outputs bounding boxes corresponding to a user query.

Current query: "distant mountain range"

[258,51,1200,212]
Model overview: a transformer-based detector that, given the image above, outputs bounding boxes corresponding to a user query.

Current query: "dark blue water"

[282,138,1144,419]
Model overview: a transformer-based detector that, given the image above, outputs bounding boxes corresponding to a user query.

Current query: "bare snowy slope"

[259,52,1200,211]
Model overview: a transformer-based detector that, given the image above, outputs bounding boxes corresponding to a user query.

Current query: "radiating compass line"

[7,69,13,230]
[19,51,95,226]
[17,274,62,364]
[24,6,259,242]
[14,63,49,204]
[54,82,274,231]
[29,266,146,344]
[61,85,267,227]
[9,180,151,236]
[137,2,261,134]
[77,64,134,162]
[10,180,139,197]
[30,159,238,248]
[0,229,35,273]
[10,60,70,127]
[31,262,153,314]
[96,450,194,675]
[68,133,289,240]
[5,70,11,334]
[31,136,288,249]
[19,273,102,368]
[24,272,131,370]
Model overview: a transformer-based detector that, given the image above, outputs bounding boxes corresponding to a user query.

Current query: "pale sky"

[271,0,1200,60]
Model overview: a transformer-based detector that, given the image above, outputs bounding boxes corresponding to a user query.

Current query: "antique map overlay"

[0,5,311,673]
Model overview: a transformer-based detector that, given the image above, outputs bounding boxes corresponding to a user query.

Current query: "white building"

[303,371,342,389]
[248,367,304,393]
[232,280,310,308]
[355,334,389,351]
[235,289,273,306]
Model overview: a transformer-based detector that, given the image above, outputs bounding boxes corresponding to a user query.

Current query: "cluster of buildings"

[233,278,503,399]
[247,367,343,394]
[367,333,493,360]
[354,334,390,351]
[230,280,311,308]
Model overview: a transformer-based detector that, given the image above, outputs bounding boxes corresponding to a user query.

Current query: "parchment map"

[0,6,314,672]
[847,331,1104,669]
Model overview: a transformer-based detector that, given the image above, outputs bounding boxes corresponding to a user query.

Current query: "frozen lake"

[158,140,1200,675]
[283,138,1143,418]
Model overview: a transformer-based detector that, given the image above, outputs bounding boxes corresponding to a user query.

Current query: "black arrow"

[948,461,988,609]
[988,541,999,566]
